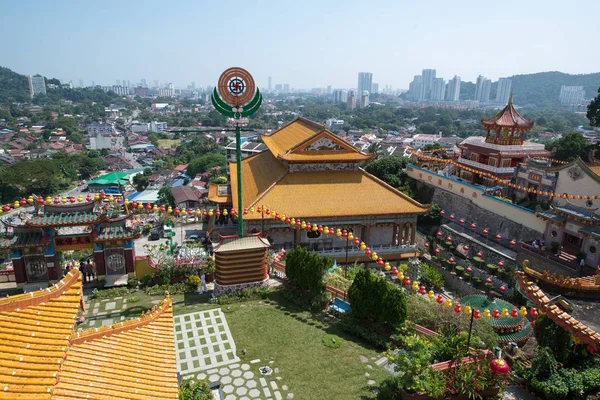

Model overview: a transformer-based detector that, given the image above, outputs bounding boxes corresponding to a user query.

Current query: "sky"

[2,0,599,90]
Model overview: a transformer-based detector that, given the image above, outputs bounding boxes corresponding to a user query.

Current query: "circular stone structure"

[461,295,533,346]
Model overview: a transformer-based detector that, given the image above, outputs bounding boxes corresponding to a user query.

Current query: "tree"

[158,187,175,206]
[547,132,592,162]
[186,153,226,177]
[143,167,153,176]
[422,143,442,152]
[211,176,228,184]
[363,155,416,196]
[132,174,149,192]
[284,246,330,298]
[534,314,573,364]
[588,87,600,127]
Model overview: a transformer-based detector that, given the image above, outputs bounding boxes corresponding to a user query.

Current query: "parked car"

[186,234,200,241]
[149,230,161,241]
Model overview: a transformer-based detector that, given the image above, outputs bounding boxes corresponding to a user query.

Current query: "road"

[134,222,206,257]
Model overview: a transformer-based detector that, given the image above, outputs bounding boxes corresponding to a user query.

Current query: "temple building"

[455,94,550,186]
[0,200,140,289]
[210,116,430,263]
[0,269,178,399]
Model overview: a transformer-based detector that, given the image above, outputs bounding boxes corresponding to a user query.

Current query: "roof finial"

[508,90,514,106]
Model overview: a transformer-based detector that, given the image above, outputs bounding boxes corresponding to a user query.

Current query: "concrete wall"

[408,164,545,241]
[370,225,394,246]
[554,165,600,209]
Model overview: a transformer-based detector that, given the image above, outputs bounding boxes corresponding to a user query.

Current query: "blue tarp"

[126,192,141,201]
[166,179,185,188]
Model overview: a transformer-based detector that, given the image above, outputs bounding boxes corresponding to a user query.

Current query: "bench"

[330,298,351,315]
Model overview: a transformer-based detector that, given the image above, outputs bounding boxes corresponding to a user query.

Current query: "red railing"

[326,285,347,301]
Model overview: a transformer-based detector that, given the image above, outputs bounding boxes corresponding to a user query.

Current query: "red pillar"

[124,248,135,274]
[94,251,106,276]
[12,257,26,284]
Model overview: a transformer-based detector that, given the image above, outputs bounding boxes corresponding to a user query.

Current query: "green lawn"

[223,297,388,400]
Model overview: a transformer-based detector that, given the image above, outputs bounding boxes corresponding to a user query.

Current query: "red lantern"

[486,277,493,284]
[353,237,360,245]
[377,258,384,266]
[470,223,476,229]
[257,206,262,213]
[404,277,411,286]
[490,359,510,375]
[449,215,455,221]
[440,210,445,216]
[365,248,371,256]
[86,194,92,202]
[509,240,516,246]
[342,229,348,238]
[69,196,75,204]
[510,308,518,318]
[459,219,465,225]
[530,308,539,318]
[419,286,427,295]
[463,245,469,251]
[160,205,166,213]
[499,286,506,293]
[145,203,151,211]
[446,237,452,242]
[275,212,280,220]
[285,217,290,224]
[132,201,138,209]
[448,257,455,263]
[20,198,27,206]
[424,243,430,248]
[54,197,60,204]
[492,309,500,319]
[466,267,473,273]
[473,309,481,319]
[188,208,193,216]
[215,209,221,217]
[497,261,505,268]
[231,209,236,216]
[436,231,442,238]
[434,249,440,255]
[436,295,444,304]
[202,209,207,216]
[454,303,462,313]
[318,225,324,233]
[243,208,248,215]
[38,197,45,205]
[116,197,122,203]
[101,193,107,200]
[329,227,334,235]
[482,229,489,236]
[265,208,271,215]
[306,222,311,231]
[3,204,10,212]
[174,207,180,215]
[476,252,483,258]
[495,234,502,241]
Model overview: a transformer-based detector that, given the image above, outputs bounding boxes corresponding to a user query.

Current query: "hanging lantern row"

[410,152,598,200]
[437,213,518,247]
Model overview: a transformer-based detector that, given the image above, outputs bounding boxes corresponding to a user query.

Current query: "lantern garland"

[409,151,599,200]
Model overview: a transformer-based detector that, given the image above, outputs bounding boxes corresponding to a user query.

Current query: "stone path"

[174,309,239,375]
[79,296,132,329]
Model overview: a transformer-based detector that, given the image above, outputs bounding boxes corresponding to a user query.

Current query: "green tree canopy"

[546,132,593,162]
[588,87,600,127]
[133,174,149,192]
[284,246,331,298]
[186,153,226,177]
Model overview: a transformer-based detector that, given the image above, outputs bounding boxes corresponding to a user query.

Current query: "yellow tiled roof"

[207,184,232,204]
[589,164,600,177]
[52,297,178,400]
[0,270,82,400]
[279,151,373,162]
[262,116,324,158]
[234,168,429,220]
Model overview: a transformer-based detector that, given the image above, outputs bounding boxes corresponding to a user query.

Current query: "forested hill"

[0,66,29,103]
[459,71,600,108]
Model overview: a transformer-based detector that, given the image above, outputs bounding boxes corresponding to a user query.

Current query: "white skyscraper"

[28,75,46,98]
[268,76,272,92]
[445,75,461,101]
[357,72,373,96]
[333,89,348,104]
[475,75,491,103]
[421,69,436,100]
[559,86,585,106]
[495,78,512,104]
[371,83,379,94]
[431,78,445,101]
[408,75,425,101]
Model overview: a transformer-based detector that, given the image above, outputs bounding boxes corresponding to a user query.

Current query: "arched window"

[106,253,126,275]
[26,259,47,281]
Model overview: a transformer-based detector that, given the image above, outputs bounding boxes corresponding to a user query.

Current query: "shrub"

[126,295,140,303]
[285,246,331,299]
[534,314,573,364]
[454,266,464,277]
[473,277,482,287]
[322,334,343,349]
[216,287,270,305]
[127,276,139,288]
[419,263,444,289]
[486,264,498,275]
[144,283,188,295]
[90,286,129,299]
[337,315,389,349]
[178,378,212,400]
[323,272,352,293]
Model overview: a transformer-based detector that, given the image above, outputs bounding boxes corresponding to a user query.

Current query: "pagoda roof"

[552,203,600,223]
[536,210,565,224]
[262,116,324,159]
[0,269,82,398]
[231,152,430,220]
[26,209,106,228]
[481,94,534,131]
[213,233,271,253]
[0,231,48,248]
[94,224,141,242]
[53,297,178,400]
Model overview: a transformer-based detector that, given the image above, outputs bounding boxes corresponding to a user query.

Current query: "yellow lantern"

[359,242,366,250]
[348,232,354,241]
[46,196,52,204]
[301,221,306,229]
[124,199,129,206]
[397,272,404,281]
[196,208,201,216]
[445,298,453,308]
[464,305,472,315]
[94,193,100,201]
[384,262,390,271]
[501,308,509,318]
[280,214,285,222]
[311,223,317,231]
[167,206,173,214]
[428,290,434,300]
[371,252,377,261]
[137,202,143,210]
[223,209,228,216]
[13,201,20,209]
[336,229,342,237]
[27,196,34,204]
[249,207,255,213]
[108,195,114,202]
[291,218,296,226]
[519,306,527,317]
[152,204,158,212]
[208,209,214,217]
[77,195,83,203]
[181,208,186,215]
[411,281,419,291]
[61,196,67,204]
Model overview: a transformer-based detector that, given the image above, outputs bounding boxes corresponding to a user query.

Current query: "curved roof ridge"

[359,167,431,211]
[70,296,172,345]
[0,268,81,312]
[481,101,534,130]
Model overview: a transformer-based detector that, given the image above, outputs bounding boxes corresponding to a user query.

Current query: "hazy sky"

[2,0,599,90]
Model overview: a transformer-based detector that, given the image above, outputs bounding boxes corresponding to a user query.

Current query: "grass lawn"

[223,296,388,400]
[157,139,180,148]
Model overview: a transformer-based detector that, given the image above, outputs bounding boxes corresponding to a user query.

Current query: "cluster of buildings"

[330,72,378,109]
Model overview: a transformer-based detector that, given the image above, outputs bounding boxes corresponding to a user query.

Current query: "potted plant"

[204,260,216,282]
[319,291,332,309]
[455,266,464,277]
[486,264,498,276]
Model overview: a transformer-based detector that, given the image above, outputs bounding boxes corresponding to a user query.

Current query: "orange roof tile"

[262,116,324,158]
[52,297,177,400]
[0,270,82,399]
[279,130,373,162]
[208,184,233,204]
[588,164,600,177]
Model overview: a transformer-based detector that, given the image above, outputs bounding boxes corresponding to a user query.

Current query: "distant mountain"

[0,66,30,103]
[460,71,600,108]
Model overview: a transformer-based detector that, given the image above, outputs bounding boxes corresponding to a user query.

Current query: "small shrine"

[212,233,271,295]
[456,94,550,186]
[0,196,140,287]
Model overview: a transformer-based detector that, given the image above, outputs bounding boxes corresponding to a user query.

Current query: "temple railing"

[457,157,514,174]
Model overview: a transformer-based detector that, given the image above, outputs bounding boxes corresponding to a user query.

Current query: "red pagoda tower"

[456,93,550,186]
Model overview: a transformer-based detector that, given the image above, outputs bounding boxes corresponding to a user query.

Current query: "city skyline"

[2,0,599,89]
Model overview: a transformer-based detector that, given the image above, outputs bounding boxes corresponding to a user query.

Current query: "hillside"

[0,66,30,103]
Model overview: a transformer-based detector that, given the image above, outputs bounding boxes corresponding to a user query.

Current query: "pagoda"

[456,94,550,186]
[210,116,430,262]
[0,199,140,288]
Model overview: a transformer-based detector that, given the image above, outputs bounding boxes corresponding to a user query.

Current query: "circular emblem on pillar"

[217,67,256,107]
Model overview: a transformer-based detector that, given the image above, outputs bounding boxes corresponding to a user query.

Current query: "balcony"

[457,157,514,174]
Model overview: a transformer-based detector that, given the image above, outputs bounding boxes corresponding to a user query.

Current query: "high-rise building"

[116,80,121,86]
[275,84,283,92]
[327,85,332,94]
[445,75,461,101]
[268,76,272,92]
[191,81,196,89]
[357,72,373,96]
[28,75,46,99]
[347,90,357,110]
[559,86,585,106]
[475,75,491,103]
[141,79,147,88]
[408,75,425,101]
[495,78,512,104]
[371,83,379,94]
[333,89,348,104]
[360,91,370,108]
[421,69,436,100]
[431,78,445,101]
[283,84,290,93]
[79,79,84,88]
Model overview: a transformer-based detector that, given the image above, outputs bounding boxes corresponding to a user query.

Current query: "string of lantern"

[410,152,599,200]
